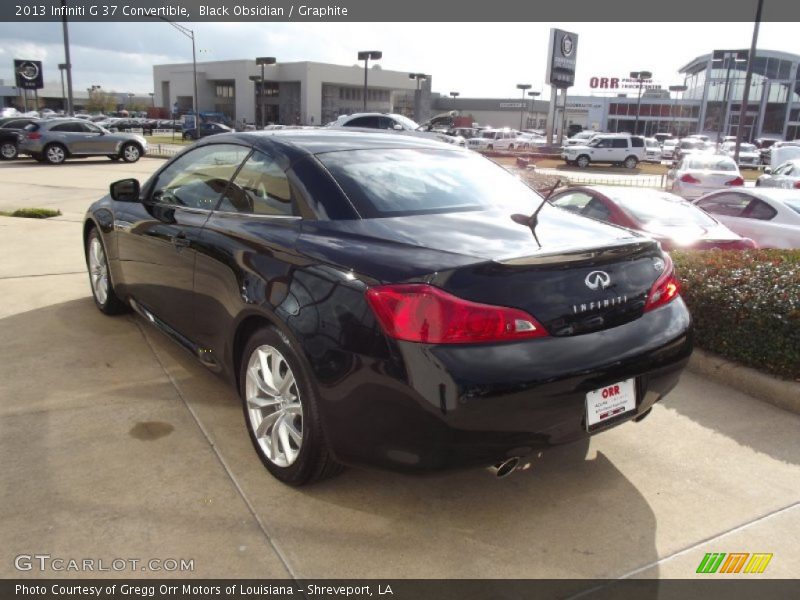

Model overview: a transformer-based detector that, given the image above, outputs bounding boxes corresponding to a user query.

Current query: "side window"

[150,144,250,210]
[595,138,613,148]
[583,198,612,222]
[345,116,379,128]
[630,137,644,148]
[378,117,397,129]
[695,193,750,217]
[744,199,777,221]
[612,139,628,149]
[218,150,294,216]
[775,162,794,175]
[83,123,102,133]
[51,123,82,133]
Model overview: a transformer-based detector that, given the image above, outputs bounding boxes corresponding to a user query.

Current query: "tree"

[86,89,117,113]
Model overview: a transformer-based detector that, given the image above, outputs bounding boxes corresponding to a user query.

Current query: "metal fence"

[146,144,182,159]
[532,167,667,189]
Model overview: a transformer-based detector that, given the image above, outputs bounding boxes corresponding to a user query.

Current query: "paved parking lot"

[0,157,798,580]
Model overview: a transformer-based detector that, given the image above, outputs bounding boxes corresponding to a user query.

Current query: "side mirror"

[393,124,404,131]
[764,167,772,174]
[110,178,140,202]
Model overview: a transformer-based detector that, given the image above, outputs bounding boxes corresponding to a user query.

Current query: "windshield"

[317,148,544,218]
[664,140,678,147]
[684,157,738,171]
[390,114,419,130]
[609,192,718,228]
[782,198,800,215]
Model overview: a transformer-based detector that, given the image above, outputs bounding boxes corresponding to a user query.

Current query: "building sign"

[589,76,663,91]
[14,59,43,90]
[499,102,525,108]
[546,29,578,89]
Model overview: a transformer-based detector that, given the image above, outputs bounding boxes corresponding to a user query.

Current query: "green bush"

[671,250,800,381]
[0,208,62,219]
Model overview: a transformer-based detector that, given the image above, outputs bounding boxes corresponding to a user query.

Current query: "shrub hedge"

[0,208,61,219]
[671,249,800,381]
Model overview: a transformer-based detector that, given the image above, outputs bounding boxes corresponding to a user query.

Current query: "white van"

[561,134,646,169]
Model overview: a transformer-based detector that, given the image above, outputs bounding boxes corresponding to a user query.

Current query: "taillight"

[680,174,700,183]
[794,181,800,189]
[365,284,548,344]
[26,132,41,140]
[725,176,744,186]
[644,255,680,313]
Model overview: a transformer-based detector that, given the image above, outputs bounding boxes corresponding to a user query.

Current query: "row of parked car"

[0,116,148,164]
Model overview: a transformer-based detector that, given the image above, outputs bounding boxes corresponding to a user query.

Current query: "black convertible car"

[84,130,692,485]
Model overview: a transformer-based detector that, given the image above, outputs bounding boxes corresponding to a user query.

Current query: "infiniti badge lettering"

[585,270,611,290]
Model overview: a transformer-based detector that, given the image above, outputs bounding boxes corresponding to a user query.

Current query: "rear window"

[684,157,738,171]
[609,192,718,228]
[23,123,40,132]
[317,148,543,218]
[783,198,800,215]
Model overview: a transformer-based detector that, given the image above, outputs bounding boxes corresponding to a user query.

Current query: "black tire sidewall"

[239,326,326,486]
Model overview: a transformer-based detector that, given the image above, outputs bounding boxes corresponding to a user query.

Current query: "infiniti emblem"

[585,271,611,291]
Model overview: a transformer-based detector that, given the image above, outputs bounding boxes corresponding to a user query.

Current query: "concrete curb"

[688,348,800,415]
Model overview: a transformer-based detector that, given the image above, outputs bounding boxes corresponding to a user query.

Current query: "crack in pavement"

[0,271,85,280]
[133,318,299,580]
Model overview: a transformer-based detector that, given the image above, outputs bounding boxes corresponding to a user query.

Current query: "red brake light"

[365,284,548,344]
[644,255,680,313]
[680,173,700,183]
[26,132,41,140]
[725,176,744,186]
[794,181,800,189]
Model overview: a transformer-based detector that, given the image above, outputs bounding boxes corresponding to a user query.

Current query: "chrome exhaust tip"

[488,457,520,478]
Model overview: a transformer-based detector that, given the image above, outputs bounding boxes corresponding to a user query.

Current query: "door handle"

[171,233,190,249]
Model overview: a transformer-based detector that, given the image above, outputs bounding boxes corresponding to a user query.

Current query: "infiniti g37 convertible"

[83,130,692,485]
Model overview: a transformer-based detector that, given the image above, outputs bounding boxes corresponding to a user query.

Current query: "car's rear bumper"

[319,299,693,472]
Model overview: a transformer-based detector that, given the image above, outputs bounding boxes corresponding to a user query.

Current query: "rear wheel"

[624,156,639,169]
[85,228,128,315]
[576,155,590,168]
[44,143,67,165]
[0,141,18,160]
[240,327,343,486]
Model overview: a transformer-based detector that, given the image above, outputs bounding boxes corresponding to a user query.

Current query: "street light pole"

[527,90,541,130]
[630,71,652,135]
[255,56,276,127]
[58,63,67,113]
[61,0,74,115]
[734,0,764,164]
[712,50,749,146]
[409,73,427,122]
[357,51,382,112]
[669,84,687,137]
[516,84,532,130]
[161,18,198,120]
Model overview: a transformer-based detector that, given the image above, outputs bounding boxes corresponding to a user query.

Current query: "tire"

[576,155,590,168]
[239,326,343,486]
[85,227,128,315]
[32,154,46,163]
[120,143,142,163]
[44,143,67,165]
[0,141,17,160]
[508,144,514,151]
[624,156,639,169]
[487,144,494,150]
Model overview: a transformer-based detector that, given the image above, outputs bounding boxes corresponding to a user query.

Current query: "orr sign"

[590,76,663,91]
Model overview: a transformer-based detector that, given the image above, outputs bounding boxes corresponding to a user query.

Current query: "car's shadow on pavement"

[1,297,660,585]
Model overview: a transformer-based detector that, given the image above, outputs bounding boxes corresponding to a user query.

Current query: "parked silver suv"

[18,118,147,164]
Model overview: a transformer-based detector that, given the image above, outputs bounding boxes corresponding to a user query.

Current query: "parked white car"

[644,138,661,163]
[516,132,547,150]
[466,128,518,151]
[756,158,800,189]
[721,141,761,168]
[661,138,679,160]
[328,112,464,146]
[693,188,800,248]
[564,130,599,146]
[667,154,744,199]
[561,134,645,169]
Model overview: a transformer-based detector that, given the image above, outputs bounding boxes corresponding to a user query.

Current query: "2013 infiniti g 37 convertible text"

[84,130,692,485]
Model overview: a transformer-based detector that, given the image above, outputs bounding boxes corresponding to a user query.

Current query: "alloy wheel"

[1,142,17,159]
[88,236,109,305]
[123,144,140,162]
[245,345,303,468]
[46,145,66,164]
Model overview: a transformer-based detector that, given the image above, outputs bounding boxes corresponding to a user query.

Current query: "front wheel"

[576,155,590,168]
[624,156,639,169]
[0,141,18,160]
[85,228,128,315]
[120,143,141,163]
[240,327,342,486]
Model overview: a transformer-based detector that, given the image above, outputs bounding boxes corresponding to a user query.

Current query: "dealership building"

[151,59,431,126]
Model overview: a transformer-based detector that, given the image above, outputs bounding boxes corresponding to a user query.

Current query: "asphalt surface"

[0,156,798,580]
